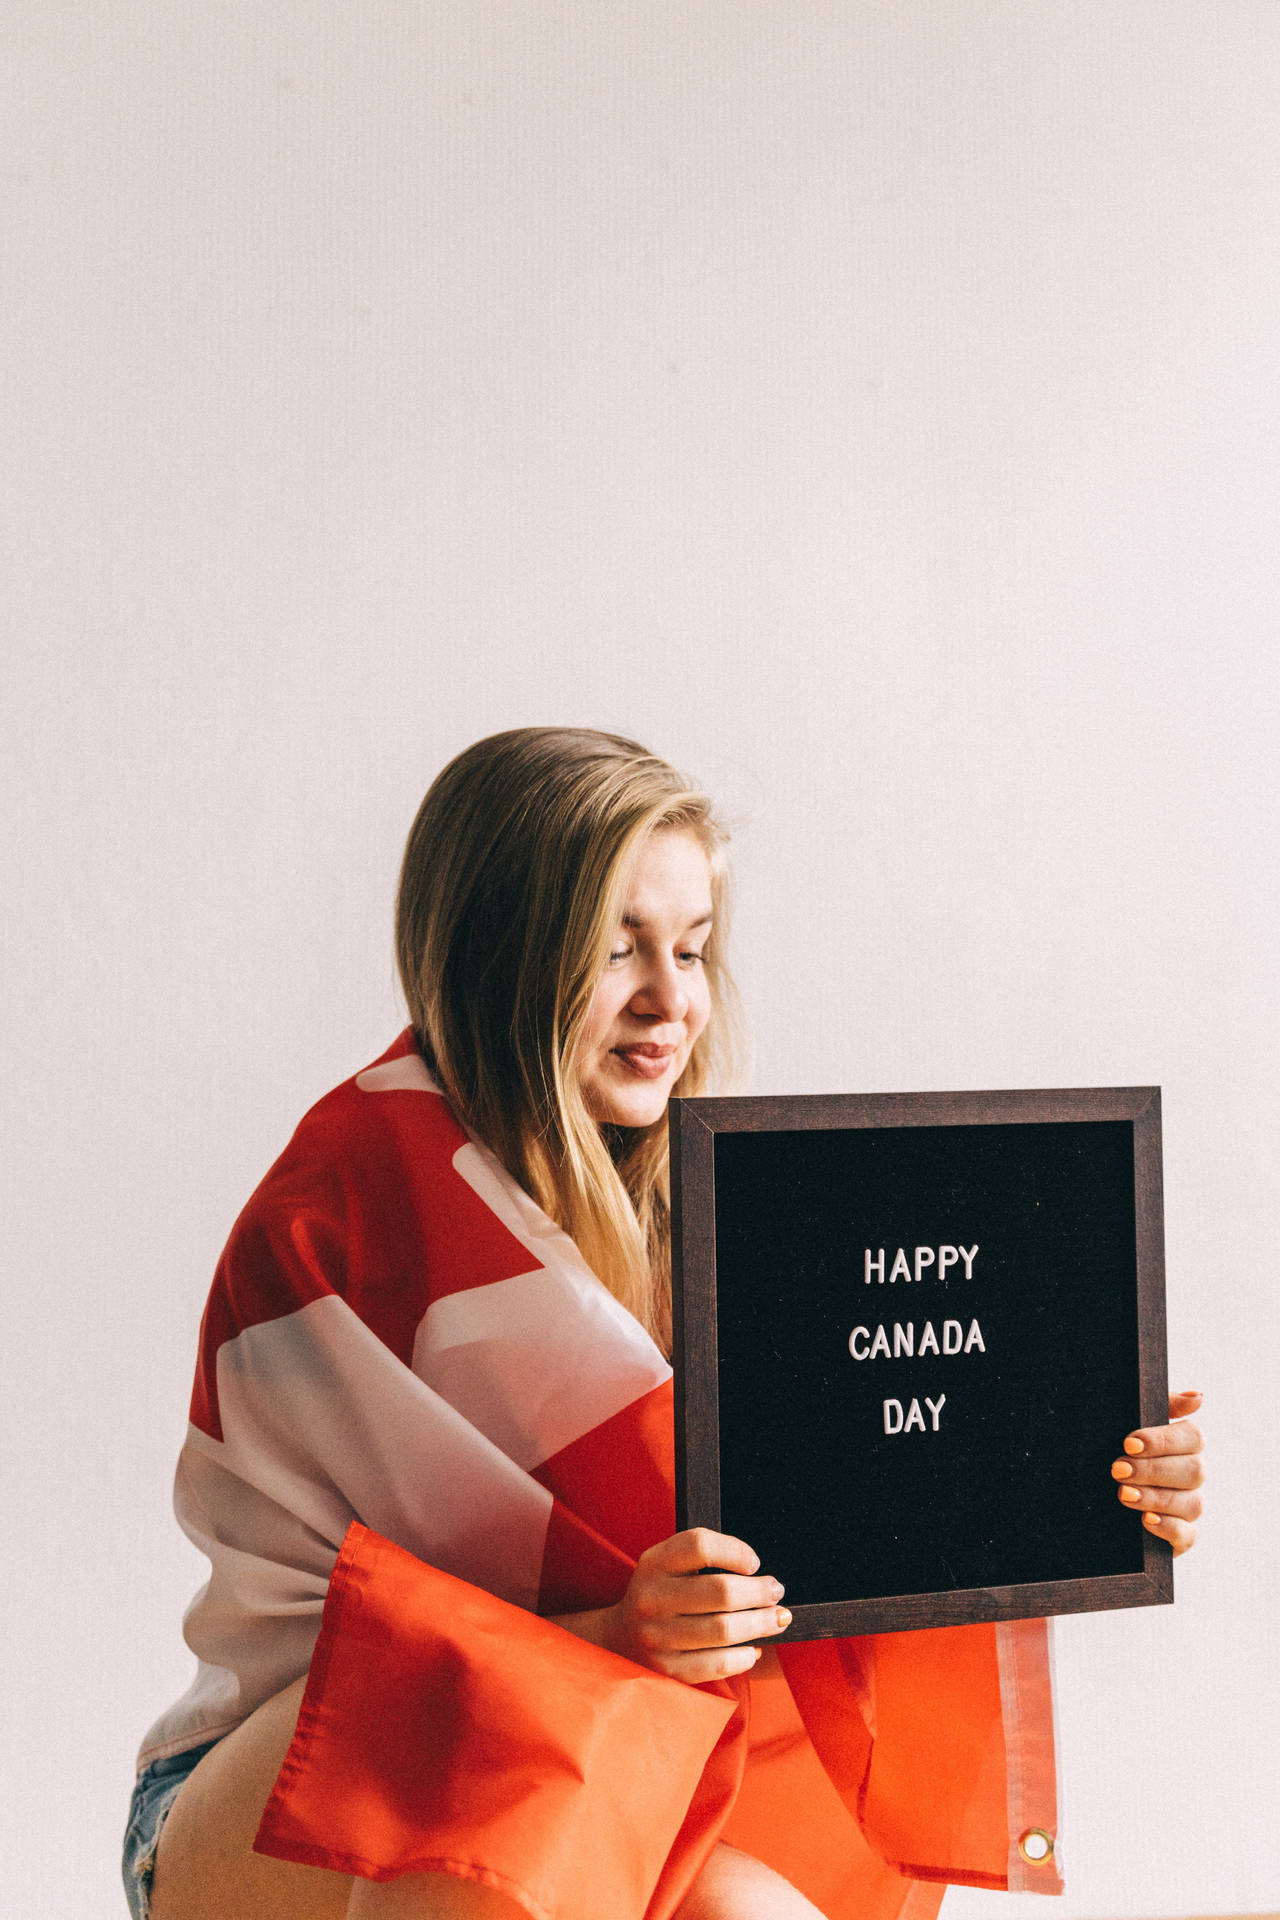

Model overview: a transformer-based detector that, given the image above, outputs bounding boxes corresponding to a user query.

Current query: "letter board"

[669,1087,1172,1637]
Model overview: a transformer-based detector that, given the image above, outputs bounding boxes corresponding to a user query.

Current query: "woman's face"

[578,826,714,1129]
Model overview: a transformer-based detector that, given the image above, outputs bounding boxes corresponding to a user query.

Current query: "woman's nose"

[630,959,688,1021]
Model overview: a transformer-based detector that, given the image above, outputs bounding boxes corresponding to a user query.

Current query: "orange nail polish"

[1119,1486,1142,1504]
[1112,1461,1134,1479]
[1124,1436,1145,1454]
[1144,1513,1162,1528]
[776,1607,792,1630]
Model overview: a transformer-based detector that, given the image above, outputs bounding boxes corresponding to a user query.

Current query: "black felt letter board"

[670,1088,1172,1638]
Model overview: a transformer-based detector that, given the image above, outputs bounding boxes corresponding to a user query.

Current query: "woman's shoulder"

[242,1030,465,1223]
[207,1031,534,1337]
[188,1036,488,1428]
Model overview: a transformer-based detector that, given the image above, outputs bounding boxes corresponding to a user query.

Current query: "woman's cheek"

[687,990,717,1052]
[693,976,713,1038]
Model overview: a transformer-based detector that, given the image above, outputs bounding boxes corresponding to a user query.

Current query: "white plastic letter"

[869,1324,891,1360]
[914,1246,936,1284]
[884,1398,904,1434]
[849,1326,870,1359]
[865,1248,884,1285]
[888,1248,911,1285]
[964,1319,986,1353]
[959,1244,979,1278]
[939,1245,959,1277]
[925,1393,946,1430]
[903,1398,925,1432]
[893,1322,915,1357]
[943,1318,962,1354]
[918,1320,940,1356]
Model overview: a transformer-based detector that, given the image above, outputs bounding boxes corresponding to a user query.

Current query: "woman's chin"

[586,1079,673,1131]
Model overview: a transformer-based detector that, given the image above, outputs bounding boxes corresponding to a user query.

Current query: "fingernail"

[1124,1436,1145,1454]
[752,1645,763,1662]
[1119,1486,1142,1504]
[1144,1513,1162,1529]
[776,1607,792,1630]
[1111,1461,1134,1479]
[769,1580,785,1600]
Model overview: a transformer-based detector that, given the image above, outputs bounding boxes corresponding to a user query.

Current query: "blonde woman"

[125,728,1205,1920]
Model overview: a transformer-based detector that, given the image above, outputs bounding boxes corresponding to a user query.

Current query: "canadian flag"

[139,1033,1060,1920]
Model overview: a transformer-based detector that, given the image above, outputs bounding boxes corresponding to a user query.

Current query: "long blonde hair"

[395,727,748,1344]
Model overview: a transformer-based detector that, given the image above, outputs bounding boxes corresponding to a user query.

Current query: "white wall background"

[3,5,1277,1917]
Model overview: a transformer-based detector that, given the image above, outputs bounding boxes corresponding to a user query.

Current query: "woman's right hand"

[554,1529,790,1683]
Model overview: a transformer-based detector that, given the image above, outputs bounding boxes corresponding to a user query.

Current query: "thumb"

[1169,1389,1203,1420]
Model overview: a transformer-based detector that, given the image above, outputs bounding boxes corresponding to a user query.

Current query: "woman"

[126,728,1205,1920]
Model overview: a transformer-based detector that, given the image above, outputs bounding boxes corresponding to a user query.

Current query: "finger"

[656,1643,765,1684]
[1111,1453,1205,1490]
[639,1529,764,1579]
[666,1570,785,1616]
[1123,1419,1204,1459]
[1139,1511,1197,1557]
[646,1604,791,1653]
[1169,1389,1203,1420]
[1116,1484,1204,1521]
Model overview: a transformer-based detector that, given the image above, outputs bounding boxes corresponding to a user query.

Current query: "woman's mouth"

[611,1044,676,1080]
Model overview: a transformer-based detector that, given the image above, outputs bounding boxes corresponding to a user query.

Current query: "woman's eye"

[606,944,707,967]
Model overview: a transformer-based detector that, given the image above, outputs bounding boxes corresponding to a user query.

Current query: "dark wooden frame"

[670,1086,1172,1638]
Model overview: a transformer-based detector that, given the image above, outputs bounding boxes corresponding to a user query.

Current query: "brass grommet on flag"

[1017,1828,1055,1866]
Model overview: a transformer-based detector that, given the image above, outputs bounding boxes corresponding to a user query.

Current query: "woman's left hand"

[1111,1389,1205,1555]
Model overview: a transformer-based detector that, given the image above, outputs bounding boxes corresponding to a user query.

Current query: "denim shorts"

[121,1740,222,1919]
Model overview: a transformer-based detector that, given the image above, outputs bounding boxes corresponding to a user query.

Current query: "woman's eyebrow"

[621,910,714,932]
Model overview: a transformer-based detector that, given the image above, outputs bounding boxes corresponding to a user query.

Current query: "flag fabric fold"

[253,1522,742,1920]
[138,1032,1063,1919]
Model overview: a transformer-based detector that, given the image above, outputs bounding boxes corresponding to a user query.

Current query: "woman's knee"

[346,1872,528,1919]
[675,1843,828,1920]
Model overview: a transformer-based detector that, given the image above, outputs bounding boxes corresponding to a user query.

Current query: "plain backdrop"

[3,6,1278,1917]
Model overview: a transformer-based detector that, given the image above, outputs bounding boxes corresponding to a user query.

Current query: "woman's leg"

[348,1840,824,1920]
[150,1679,521,1920]
[151,1682,821,1920]
[149,1678,347,1920]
